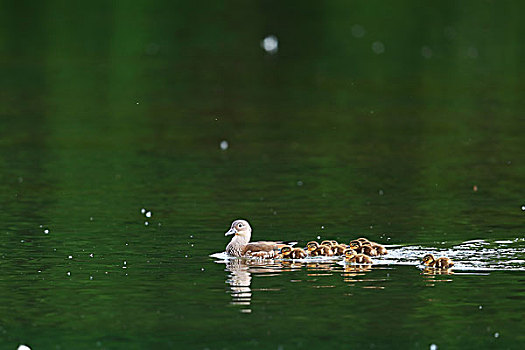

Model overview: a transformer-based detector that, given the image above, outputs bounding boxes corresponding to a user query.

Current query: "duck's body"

[225,220,286,258]
[422,254,454,269]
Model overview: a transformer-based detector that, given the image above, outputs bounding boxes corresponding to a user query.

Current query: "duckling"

[349,240,377,256]
[356,237,370,243]
[306,241,320,253]
[307,241,334,257]
[332,244,349,256]
[360,244,378,257]
[290,247,307,259]
[280,245,293,259]
[370,243,388,255]
[344,250,372,264]
[320,240,335,247]
[422,254,454,269]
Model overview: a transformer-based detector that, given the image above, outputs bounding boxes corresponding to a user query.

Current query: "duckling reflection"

[421,267,454,276]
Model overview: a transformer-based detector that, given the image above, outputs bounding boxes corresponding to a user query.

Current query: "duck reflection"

[223,257,381,310]
[225,259,252,307]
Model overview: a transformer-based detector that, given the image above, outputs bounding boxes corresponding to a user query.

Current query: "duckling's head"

[225,219,252,240]
[344,249,357,260]
[357,237,369,243]
[422,254,435,265]
[330,240,339,246]
[280,245,293,257]
[349,240,361,250]
[320,240,333,247]
[307,241,319,251]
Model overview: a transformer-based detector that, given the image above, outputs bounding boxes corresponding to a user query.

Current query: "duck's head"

[357,237,369,243]
[307,241,319,251]
[422,254,435,265]
[225,219,252,239]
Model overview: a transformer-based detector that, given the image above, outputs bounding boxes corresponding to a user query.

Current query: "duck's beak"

[225,227,237,236]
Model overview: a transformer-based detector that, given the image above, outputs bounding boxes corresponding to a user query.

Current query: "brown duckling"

[332,244,349,256]
[344,250,372,264]
[320,240,336,248]
[371,243,388,255]
[422,254,454,269]
[349,240,377,256]
[289,247,307,259]
[307,241,334,257]
[280,245,293,259]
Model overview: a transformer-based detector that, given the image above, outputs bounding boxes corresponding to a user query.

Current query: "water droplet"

[90,217,94,221]
[136,102,139,105]
[44,229,49,234]
[90,276,93,280]
[190,235,194,238]
[17,345,31,350]
[521,205,525,211]
[351,24,365,38]
[421,46,433,59]
[145,211,152,218]
[201,268,205,271]
[379,189,384,195]
[261,35,278,54]
[123,261,127,265]
[467,46,478,59]
[321,226,325,229]
[145,221,149,226]
[430,344,438,350]
[68,255,73,259]
[372,41,385,54]
[67,271,71,276]
[89,253,94,258]
[479,305,482,309]
[141,208,146,214]
[317,236,321,240]
[220,140,229,150]
[494,332,499,338]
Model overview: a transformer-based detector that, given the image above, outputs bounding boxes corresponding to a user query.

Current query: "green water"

[1,1,524,349]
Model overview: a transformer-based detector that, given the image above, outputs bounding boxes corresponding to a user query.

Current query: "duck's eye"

[238,223,243,228]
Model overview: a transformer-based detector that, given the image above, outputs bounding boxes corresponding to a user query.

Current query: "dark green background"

[1,1,524,349]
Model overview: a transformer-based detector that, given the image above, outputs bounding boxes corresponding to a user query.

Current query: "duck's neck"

[230,233,251,245]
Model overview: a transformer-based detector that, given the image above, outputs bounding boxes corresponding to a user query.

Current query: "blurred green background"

[1,0,524,349]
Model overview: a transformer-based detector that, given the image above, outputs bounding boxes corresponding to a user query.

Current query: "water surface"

[1,1,524,349]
